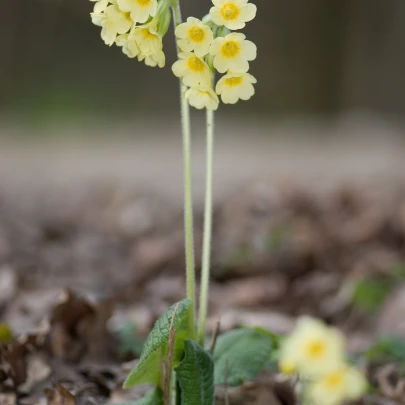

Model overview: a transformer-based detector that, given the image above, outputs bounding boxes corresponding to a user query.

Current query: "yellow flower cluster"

[279,317,367,405]
[90,0,169,67]
[172,0,257,110]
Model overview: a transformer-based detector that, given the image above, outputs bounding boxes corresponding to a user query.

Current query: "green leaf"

[175,340,214,405]
[351,279,392,312]
[0,323,13,344]
[364,335,405,363]
[124,298,192,388]
[213,328,273,386]
[103,387,163,405]
[242,326,282,350]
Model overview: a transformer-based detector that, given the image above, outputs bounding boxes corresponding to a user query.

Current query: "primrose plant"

[89,1,368,405]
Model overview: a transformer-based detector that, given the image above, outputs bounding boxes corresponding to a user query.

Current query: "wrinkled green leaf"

[124,298,192,388]
[213,328,272,386]
[175,340,214,405]
[103,387,163,405]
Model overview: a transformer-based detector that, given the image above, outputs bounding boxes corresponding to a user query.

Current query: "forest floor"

[1,117,405,405]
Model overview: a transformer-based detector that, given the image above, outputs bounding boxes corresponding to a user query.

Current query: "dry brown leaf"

[0,342,27,391]
[19,353,52,394]
[47,289,113,363]
[45,381,76,405]
[0,392,17,405]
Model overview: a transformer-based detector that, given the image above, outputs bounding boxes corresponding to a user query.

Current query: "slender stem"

[171,1,196,331]
[199,107,215,346]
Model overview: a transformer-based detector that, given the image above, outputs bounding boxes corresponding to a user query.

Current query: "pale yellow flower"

[307,365,367,405]
[90,0,111,13]
[139,50,165,68]
[278,358,297,376]
[210,0,257,30]
[175,17,214,57]
[129,23,162,56]
[185,86,219,110]
[91,12,105,27]
[96,5,132,46]
[216,72,256,104]
[116,34,140,58]
[172,52,212,87]
[117,0,158,24]
[123,23,165,67]
[279,317,345,378]
[210,33,256,73]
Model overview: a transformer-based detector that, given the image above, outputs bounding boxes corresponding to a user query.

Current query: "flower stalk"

[198,106,215,346]
[171,0,196,335]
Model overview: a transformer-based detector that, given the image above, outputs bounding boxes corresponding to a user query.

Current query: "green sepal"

[156,0,171,37]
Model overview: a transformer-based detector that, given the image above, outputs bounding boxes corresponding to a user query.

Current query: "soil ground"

[1,117,405,404]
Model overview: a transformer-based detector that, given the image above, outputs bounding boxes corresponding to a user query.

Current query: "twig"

[164,303,179,405]
[209,320,221,355]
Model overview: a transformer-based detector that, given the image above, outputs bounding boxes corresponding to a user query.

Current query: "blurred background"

[2,2,405,402]
[1,0,405,191]
[0,0,405,404]
[2,0,405,120]
[1,0,405,348]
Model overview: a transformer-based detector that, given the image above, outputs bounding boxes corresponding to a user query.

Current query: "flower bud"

[216,25,231,38]
[156,0,171,37]
[205,54,215,72]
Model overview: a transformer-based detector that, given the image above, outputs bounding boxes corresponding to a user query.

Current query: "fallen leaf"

[45,381,76,405]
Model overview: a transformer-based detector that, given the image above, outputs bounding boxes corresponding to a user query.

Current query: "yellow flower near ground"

[172,52,212,87]
[175,17,214,57]
[185,86,219,110]
[117,0,158,24]
[278,358,297,376]
[307,365,367,405]
[216,72,256,104]
[209,33,256,74]
[209,0,257,30]
[279,317,345,377]
[93,5,133,46]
